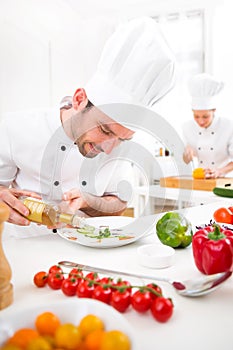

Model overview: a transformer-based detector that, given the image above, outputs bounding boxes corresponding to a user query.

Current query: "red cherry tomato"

[85,272,100,282]
[213,207,233,224]
[146,283,163,299]
[48,265,63,274]
[61,277,79,296]
[33,271,48,288]
[92,285,112,304]
[99,277,114,289]
[113,279,132,294]
[150,297,174,323]
[110,290,131,313]
[68,268,84,282]
[76,280,95,298]
[131,290,152,313]
[47,272,64,290]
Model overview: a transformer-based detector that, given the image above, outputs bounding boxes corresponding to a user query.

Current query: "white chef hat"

[85,17,176,108]
[188,73,224,110]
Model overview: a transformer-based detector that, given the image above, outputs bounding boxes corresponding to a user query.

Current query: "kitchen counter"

[1,201,233,350]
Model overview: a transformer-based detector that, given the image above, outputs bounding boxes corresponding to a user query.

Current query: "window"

[151,9,205,134]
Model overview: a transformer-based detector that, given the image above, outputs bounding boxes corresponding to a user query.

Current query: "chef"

[0,16,176,236]
[182,73,233,178]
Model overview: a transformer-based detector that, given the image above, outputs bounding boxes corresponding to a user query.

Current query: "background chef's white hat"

[188,73,224,110]
[85,17,176,108]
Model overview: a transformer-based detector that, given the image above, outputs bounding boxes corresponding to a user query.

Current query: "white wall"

[211,0,233,119]
[0,0,232,129]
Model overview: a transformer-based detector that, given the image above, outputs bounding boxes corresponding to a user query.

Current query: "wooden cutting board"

[160,176,233,191]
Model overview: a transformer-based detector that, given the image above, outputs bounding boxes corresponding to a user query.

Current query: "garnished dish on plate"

[57,215,156,248]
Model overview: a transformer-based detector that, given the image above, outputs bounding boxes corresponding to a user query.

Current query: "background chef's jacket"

[0,107,134,238]
[182,115,233,175]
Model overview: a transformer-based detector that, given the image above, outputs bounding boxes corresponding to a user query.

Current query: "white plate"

[0,298,137,349]
[57,215,156,248]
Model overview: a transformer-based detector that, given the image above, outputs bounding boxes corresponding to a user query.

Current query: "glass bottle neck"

[58,213,86,228]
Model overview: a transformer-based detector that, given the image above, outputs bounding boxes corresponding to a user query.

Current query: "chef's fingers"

[11,189,41,200]
[68,197,86,211]
[63,188,82,201]
[7,209,31,226]
[0,188,30,217]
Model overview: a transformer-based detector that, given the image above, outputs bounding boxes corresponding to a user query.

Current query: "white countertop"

[1,201,233,350]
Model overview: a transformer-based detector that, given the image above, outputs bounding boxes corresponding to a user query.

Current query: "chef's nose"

[101,137,120,154]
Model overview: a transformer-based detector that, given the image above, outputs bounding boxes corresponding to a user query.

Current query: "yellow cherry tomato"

[54,323,82,350]
[79,314,105,338]
[100,330,131,350]
[26,336,52,350]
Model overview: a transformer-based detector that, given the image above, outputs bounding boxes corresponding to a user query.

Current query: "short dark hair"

[86,100,94,108]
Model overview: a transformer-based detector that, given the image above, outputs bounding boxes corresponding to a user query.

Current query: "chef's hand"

[62,188,88,212]
[62,188,126,217]
[183,146,196,164]
[0,186,41,225]
[204,168,223,179]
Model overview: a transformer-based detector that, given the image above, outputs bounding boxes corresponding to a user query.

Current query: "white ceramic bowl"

[137,243,175,269]
[0,298,137,349]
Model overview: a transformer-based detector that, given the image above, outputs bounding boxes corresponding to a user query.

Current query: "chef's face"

[192,109,215,128]
[73,105,134,158]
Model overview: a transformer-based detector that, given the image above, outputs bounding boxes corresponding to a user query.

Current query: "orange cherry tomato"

[35,311,61,336]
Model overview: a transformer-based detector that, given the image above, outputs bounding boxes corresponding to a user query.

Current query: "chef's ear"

[72,88,88,110]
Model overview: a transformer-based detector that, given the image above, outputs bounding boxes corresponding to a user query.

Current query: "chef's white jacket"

[0,107,134,237]
[182,115,233,175]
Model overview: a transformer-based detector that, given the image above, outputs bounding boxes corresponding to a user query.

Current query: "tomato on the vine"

[61,277,79,296]
[99,276,114,288]
[146,283,163,299]
[85,272,100,282]
[110,290,131,313]
[47,272,64,290]
[33,263,174,323]
[33,271,48,288]
[48,265,63,274]
[113,279,132,294]
[68,268,84,281]
[150,297,174,323]
[76,280,95,298]
[92,285,112,304]
[131,290,152,313]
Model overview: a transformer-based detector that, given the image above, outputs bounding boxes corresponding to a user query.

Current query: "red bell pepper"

[192,224,233,275]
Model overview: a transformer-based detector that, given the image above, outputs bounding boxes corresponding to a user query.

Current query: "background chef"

[182,73,233,178]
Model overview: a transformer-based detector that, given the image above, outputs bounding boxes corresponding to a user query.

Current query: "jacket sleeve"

[0,118,18,187]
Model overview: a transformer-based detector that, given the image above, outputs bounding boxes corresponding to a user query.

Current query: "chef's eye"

[99,126,112,135]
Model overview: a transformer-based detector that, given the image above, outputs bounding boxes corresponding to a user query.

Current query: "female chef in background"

[182,73,233,178]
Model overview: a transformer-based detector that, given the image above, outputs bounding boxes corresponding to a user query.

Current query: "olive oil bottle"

[21,197,86,227]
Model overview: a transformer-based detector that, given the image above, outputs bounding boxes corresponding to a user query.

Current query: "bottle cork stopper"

[0,202,13,309]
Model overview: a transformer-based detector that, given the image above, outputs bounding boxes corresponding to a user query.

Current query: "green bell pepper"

[156,212,193,248]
